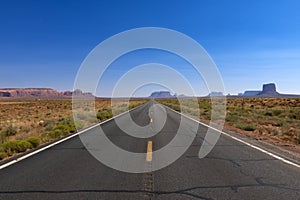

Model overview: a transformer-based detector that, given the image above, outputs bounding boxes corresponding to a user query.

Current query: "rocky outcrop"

[263,83,277,92]
[0,88,61,98]
[207,92,224,97]
[149,91,175,98]
[257,83,280,97]
[238,83,279,97]
[242,91,261,97]
[63,89,93,97]
[237,83,300,98]
[0,88,94,99]
[0,91,11,97]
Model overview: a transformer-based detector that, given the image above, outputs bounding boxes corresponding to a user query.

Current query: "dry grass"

[158,98,300,146]
[0,98,147,160]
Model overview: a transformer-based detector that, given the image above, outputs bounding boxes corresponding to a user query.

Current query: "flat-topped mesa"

[0,88,94,99]
[243,91,261,97]
[0,88,61,98]
[149,91,175,98]
[258,83,280,96]
[263,83,277,93]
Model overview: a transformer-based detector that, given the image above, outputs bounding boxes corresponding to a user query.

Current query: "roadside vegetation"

[0,99,147,160]
[158,98,300,147]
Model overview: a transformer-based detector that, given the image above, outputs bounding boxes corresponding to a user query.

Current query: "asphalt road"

[0,101,299,200]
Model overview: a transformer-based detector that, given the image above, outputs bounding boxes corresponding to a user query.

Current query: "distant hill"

[242,91,261,97]
[207,92,224,97]
[238,83,300,98]
[149,91,175,98]
[0,88,93,99]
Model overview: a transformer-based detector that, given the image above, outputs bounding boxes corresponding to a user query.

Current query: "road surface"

[0,101,299,200]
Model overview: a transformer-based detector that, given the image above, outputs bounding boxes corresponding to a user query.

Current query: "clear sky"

[1,0,300,96]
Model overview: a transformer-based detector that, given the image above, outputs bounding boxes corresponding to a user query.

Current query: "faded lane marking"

[146,141,153,162]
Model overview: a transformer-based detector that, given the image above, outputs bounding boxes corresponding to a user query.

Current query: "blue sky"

[0,0,300,96]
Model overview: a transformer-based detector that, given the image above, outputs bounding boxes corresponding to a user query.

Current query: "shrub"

[0,132,7,144]
[27,137,40,148]
[41,133,50,143]
[53,124,70,135]
[264,111,273,116]
[20,125,30,133]
[289,114,297,119]
[5,125,17,136]
[272,109,283,116]
[87,117,98,124]
[97,110,113,121]
[46,112,51,116]
[16,140,33,152]
[2,140,33,155]
[237,124,256,131]
[76,113,88,120]
[75,122,83,129]
[68,124,77,133]
[48,129,62,139]
[48,122,77,139]
[2,141,18,155]
[113,108,126,115]
[44,119,55,131]
[225,114,238,122]
[0,151,7,160]
[168,104,180,112]
[275,121,285,127]
[129,104,136,110]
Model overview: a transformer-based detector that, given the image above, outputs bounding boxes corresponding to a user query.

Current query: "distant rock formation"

[64,89,93,97]
[242,91,261,97]
[0,88,93,99]
[177,94,189,98]
[238,83,300,98]
[207,92,224,97]
[0,91,11,97]
[149,91,175,98]
[0,88,61,98]
[257,83,280,97]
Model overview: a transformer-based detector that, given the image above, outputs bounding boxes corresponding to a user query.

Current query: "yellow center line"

[146,141,153,162]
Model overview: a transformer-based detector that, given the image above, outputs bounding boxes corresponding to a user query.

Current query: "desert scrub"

[27,137,40,148]
[158,97,300,145]
[48,124,76,139]
[272,109,283,116]
[2,140,33,156]
[0,99,151,159]
[0,132,7,144]
[225,113,239,123]
[43,119,56,131]
[0,151,7,160]
[4,125,17,136]
[48,129,62,139]
[236,124,256,131]
[128,102,145,110]
[1,99,146,150]
[97,109,113,121]
[15,140,33,152]
[76,113,88,120]
[75,122,84,130]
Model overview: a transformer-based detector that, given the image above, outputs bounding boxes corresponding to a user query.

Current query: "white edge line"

[161,103,300,169]
[0,102,148,170]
